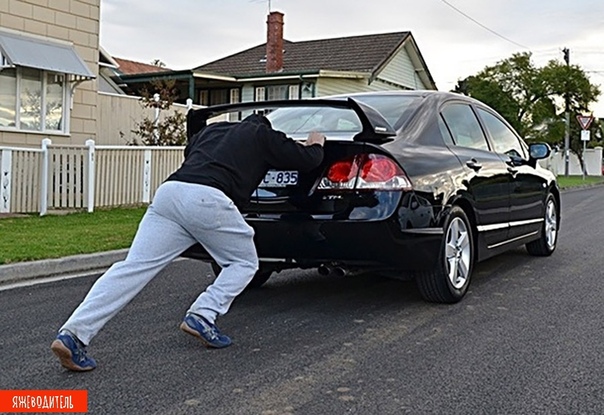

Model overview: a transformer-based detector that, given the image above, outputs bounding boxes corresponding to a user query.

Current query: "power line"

[438,0,531,50]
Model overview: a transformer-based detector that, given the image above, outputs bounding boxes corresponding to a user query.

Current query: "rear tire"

[210,261,273,289]
[526,193,558,256]
[416,206,474,303]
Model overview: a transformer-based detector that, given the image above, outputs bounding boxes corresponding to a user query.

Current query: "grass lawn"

[0,207,146,265]
[556,175,604,189]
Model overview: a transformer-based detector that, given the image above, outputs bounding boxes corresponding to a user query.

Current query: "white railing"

[0,140,184,215]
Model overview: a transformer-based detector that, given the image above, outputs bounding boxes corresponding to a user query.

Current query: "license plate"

[260,170,299,187]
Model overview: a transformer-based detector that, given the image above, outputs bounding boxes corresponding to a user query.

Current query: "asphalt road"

[1,186,604,415]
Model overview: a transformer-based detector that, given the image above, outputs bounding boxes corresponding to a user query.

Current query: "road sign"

[577,114,594,130]
[581,130,591,141]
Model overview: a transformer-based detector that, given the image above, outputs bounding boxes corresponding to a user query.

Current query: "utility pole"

[563,47,570,176]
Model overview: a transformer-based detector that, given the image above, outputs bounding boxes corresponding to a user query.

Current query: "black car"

[183,91,560,304]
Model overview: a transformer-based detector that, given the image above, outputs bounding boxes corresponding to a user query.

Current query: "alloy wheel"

[545,199,557,249]
[445,217,471,289]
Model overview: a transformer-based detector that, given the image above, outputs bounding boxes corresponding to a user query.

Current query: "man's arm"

[263,129,325,172]
[301,131,326,147]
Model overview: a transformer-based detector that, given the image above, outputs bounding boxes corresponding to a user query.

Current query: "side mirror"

[529,143,551,160]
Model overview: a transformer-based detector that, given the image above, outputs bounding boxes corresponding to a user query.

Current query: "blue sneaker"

[50,331,97,372]
[180,314,232,349]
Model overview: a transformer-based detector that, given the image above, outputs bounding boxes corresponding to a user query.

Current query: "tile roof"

[193,31,410,77]
[114,57,171,75]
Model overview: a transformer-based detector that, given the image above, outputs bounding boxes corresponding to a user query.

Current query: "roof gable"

[194,32,411,78]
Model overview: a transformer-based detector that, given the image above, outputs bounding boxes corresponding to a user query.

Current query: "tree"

[454,52,601,168]
[129,79,187,146]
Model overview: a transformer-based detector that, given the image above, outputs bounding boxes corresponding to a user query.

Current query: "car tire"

[210,261,273,289]
[416,206,474,303]
[526,193,558,256]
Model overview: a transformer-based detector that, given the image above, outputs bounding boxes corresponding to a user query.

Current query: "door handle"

[466,159,482,171]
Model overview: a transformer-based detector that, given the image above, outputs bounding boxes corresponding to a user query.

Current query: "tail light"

[318,154,412,191]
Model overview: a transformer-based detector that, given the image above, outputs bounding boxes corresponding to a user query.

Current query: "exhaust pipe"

[333,267,347,277]
[318,264,359,277]
[318,264,331,276]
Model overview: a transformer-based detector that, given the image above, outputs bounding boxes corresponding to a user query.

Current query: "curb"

[0,249,128,286]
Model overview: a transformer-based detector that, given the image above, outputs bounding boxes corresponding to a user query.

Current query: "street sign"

[577,114,594,130]
[581,130,591,141]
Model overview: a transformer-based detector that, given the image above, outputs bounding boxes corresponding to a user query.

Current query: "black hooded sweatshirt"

[166,114,324,209]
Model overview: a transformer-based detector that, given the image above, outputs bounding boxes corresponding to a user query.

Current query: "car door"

[475,107,546,240]
[440,103,511,249]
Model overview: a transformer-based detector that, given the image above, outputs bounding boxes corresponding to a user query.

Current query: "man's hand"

[303,131,326,147]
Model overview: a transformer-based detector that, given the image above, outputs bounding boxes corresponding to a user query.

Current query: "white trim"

[318,70,368,79]
[477,218,543,233]
[193,72,237,82]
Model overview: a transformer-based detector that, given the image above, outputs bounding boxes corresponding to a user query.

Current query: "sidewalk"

[0,249,128,286]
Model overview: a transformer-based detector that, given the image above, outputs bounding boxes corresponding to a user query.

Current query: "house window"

[256,85,301,101]
[266,85,288,101]
[288,84,299,100]
[210,89,228,106]
[199,90,209,106]
[229,88,240,104]
[0,68,17,127]
[255,87,265,102]
[0,66,66,132]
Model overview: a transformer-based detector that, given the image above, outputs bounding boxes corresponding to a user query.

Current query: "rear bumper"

[182,217,443,272]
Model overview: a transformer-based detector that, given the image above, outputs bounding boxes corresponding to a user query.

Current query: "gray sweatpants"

[60,181,259,345]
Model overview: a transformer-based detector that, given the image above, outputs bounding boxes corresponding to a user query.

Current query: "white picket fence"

[0,139,184,215]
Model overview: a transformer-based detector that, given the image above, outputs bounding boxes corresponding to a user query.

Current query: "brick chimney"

[266,11,284,73]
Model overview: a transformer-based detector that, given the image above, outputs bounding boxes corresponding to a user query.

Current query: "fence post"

[86,139,95,213]
[142,149,152,203]
[40,138,52,216]
[1,149,12,213]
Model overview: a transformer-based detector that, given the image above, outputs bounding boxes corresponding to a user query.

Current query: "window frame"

[440,102,490,151]
[475,106,528,160]
[0,64,69,134]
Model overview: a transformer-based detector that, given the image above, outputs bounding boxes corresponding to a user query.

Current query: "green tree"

[129,79,187,146]
[454,52,601,167]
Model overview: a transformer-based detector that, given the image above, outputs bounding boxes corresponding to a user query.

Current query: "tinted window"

[477,108,526,158]
[267,106,361,134]
[266,95,421,135]
[438,115,454,146]
[353,95,421,128]
[441,104,489,151]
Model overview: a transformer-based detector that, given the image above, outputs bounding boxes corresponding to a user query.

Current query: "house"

[0,0,99,147]
[116,11,437,109]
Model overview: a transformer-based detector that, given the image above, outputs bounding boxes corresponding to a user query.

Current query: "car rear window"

[266,95,421,135]
[267,106,361,135]
[353,95,421,128]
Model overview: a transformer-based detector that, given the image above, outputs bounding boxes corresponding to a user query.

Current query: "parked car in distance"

[183,91,560,304]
